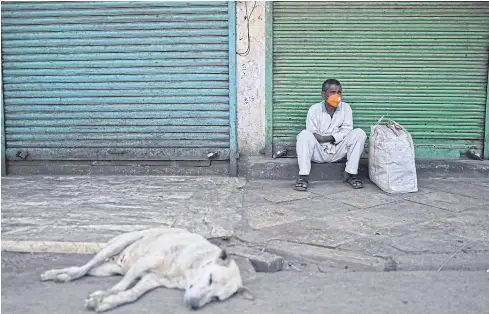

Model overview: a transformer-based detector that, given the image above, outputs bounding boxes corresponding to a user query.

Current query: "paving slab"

[244,179,294,190]
[241,189,270,208]
[393,251,489,271]
[242,180,321,208]
[435,208,489,242]
[338,233,488,256]
[384,216,489,254]
[255,219,361,248]
[338,237,411,257]
[404,191,489,212]
[418,178,489,200]
[304,180,355,196]
[265,241,386,272]
[310,180,435,199]
[472,181,489,187]
[232,256,257,281]
[317,210,415,238]
[386,229,470,254]
[256,188,313,204]
[368,199,457,225]
[243,204,306,230]
[2,175,489,273]
[279,196,358,217]
[336,235,489,272]
[323,186,401,209]
[1,176,244,242]
[242,196,357,230]
[228,245,285,273]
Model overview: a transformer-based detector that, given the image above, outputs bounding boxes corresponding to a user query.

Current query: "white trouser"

[296,128,367,176]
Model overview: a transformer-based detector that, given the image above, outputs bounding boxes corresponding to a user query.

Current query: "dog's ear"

[216,249,230,266]
[219,249,228,260]
[237,286,255,301]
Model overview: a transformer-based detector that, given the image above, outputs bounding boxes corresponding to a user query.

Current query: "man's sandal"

[294,178,309,191]
[344,176,363,189]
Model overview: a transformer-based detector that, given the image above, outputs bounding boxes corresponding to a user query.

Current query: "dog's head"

[183,249,254,310]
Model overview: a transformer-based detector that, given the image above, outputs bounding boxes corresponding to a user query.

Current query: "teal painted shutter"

[2,1,232,161]
[271,1,489,158]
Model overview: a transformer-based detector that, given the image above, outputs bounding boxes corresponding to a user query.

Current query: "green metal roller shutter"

[1,1,236,163]
[269,1,489,159]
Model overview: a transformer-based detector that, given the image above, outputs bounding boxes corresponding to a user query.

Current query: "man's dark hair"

[322,79,342,92]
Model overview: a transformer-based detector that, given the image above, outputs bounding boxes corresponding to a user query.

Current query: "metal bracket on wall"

[15,151,29,160]
[465,146,483,161]
[273,148,287,159]
[207,152,219,159]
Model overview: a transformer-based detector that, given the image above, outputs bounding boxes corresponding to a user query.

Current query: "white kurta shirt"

[305,101,354,154]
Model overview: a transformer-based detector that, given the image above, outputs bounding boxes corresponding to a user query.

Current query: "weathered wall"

[236,1,266,157]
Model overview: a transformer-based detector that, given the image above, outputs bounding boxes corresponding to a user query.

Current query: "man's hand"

[313,133,335,143]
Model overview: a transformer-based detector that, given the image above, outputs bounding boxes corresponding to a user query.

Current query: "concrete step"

[239,156,489,181]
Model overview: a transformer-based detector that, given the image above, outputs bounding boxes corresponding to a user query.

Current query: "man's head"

[321,79,342,106]
[183,249,254,310]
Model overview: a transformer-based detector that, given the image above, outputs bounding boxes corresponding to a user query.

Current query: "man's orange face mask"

[327,93,342,107]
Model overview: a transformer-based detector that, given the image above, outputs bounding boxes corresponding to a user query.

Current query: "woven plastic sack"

[368,119,418,193]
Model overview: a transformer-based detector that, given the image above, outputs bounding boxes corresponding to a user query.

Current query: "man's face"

[322,84,341,102]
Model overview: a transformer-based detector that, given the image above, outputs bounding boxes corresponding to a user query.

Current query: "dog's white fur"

[40,227,254,312]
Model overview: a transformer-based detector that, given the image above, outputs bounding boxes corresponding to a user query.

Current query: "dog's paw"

[85,291,115,313]
[84,297,97,310]
[40,269,57,281]
[88,290,112,300]
[84,296,99,311]
[95,301,115,313]
[41,266,80,283]
[53,273,74,282]
[94,294,120,313]
[85,290,119,311]
[85,291,105,310]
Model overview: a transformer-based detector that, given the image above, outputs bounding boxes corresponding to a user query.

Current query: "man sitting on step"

[294,79,367,191]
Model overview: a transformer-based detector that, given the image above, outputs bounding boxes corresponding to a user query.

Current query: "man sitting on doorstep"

[294,79,367,191]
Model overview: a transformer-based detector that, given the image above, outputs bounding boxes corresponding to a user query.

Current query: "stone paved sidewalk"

[2,175,488,272]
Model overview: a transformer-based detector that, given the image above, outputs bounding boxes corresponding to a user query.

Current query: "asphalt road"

[2,252,488,314]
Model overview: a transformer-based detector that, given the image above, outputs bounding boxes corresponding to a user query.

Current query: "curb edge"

[1,240,106,254]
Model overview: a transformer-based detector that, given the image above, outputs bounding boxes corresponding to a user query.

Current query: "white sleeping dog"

[40,227,254,312]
